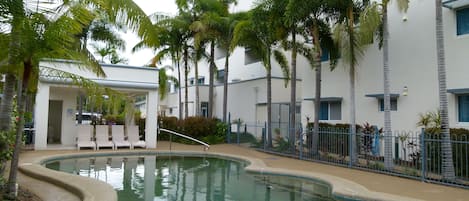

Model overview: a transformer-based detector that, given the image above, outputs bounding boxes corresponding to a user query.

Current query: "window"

[189,78,194,86]
[217,69,225,81]
[215,47,227,60]
[458,95,469,122]
[379,98,398,111]
[457,8,469,35]
[244,48,261,65]
[201,102,208,117]
[321,47,329,62]
[198,77,205,85]
[319,101,341,120]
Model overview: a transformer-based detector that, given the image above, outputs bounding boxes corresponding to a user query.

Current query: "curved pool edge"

[20,150,423,201]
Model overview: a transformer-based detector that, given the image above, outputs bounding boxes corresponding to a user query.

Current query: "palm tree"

[1,0,154,197]
[134,13,189,119]
[217,12,248,122]
[332,1,380,164]
[232,5,288,148]
[380,0,409,170]
[286,0,339,155]
[435,0,455,181]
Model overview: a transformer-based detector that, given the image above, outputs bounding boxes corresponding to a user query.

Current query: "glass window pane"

[330,102,342,120]
[457,8,469,35]
[319,102,329,120]
[459,95,469,122]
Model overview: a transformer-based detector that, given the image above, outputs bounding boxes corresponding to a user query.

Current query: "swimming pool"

[44,154,337,201]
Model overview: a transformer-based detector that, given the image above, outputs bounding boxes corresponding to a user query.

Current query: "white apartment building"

[159,0,469,133]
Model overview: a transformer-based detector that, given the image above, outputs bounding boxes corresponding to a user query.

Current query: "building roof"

[443,0,469,9]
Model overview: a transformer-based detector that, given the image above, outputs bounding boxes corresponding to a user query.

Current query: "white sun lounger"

[96,125,114,150]
[112,125,131,149]
[77,125,96,150]
[128,125,146,149]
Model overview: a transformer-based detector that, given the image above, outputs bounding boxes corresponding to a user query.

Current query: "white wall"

[49,87,79,146]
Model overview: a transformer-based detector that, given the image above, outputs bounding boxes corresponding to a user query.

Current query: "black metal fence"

[226,122,469,189]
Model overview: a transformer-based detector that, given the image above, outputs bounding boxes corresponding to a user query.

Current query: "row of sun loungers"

[77,125,146,150]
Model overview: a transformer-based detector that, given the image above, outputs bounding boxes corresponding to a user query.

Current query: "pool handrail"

[159,128,210,150]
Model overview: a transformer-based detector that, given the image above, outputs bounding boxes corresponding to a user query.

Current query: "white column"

[34,82,50,150]
[146,90,158,148]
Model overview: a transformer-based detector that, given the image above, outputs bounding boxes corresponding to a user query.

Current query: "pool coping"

[19,150,423,201]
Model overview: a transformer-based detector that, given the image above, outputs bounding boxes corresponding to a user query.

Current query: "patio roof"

[447,88,469,94]
[442,0,469,9]
[365,93,400,99]
[303,97,343,102]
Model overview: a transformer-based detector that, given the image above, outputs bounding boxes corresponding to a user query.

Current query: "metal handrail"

[159,128,210,150]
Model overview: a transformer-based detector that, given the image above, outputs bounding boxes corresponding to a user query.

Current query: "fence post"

[420,128,426,182]
[264,121,267,150]
[262,127,266,150]
[299,132,303,160]
[237,118,241,145]
[349,128,353,168]
[227,113,231,144]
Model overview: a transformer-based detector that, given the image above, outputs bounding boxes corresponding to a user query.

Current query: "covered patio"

[33,59,159,150]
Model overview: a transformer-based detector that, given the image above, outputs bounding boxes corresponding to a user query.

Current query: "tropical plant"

[285,0,339,155]
[231,4,289,148]
[332,0,380,165]
[379,0,410,171]
[435,0,455,181]
[217,12,248,122]
[0,0,154,197]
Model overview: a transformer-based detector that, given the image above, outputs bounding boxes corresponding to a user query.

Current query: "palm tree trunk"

[382,5,394,170]
[7,60,33,197]
[312,21,321,156]
[347,7,358,164]
[184,46,189,119]
[289,32,297,151]
[0,74,16,131]
[435,0,455,180]
[267,48,273,148]
[0,4,22,132]
[208,42,215,118]
[223,52,230,122]
[195,55,200,117]
[176,53,183,120]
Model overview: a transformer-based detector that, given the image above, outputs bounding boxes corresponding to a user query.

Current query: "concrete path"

[16,142,469,201]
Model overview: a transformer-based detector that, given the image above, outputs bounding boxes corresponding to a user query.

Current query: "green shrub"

[157,116,228,145]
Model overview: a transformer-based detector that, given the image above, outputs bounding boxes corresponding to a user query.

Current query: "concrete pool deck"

[16,142,469,201]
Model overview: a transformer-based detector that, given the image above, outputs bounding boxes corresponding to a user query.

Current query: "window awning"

[443,0,469,9]
[304,97,343,102]
[365,94,400,99]
[448,88,469,94]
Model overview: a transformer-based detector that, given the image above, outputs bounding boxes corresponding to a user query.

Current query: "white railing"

[159,128,210,151]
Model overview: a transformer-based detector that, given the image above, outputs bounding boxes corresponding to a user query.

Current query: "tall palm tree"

[217,12,248,122]
[232,5,288,148]
[333,0,380,164]
[380,0,409,170]
[1,0,154,197]
[134,13,189,119]
[435,0,455,180]
[286,0,339,155]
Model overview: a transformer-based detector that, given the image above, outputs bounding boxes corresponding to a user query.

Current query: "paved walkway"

[17,142,469,201]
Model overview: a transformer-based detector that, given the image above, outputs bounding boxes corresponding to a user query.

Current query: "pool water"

[45,155,336,201]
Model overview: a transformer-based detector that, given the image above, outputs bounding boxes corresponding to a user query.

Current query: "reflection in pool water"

[45,155,336,201]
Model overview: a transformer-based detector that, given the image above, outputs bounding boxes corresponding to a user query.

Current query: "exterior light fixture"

[403,86,408,96]
[402,14,408,22]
